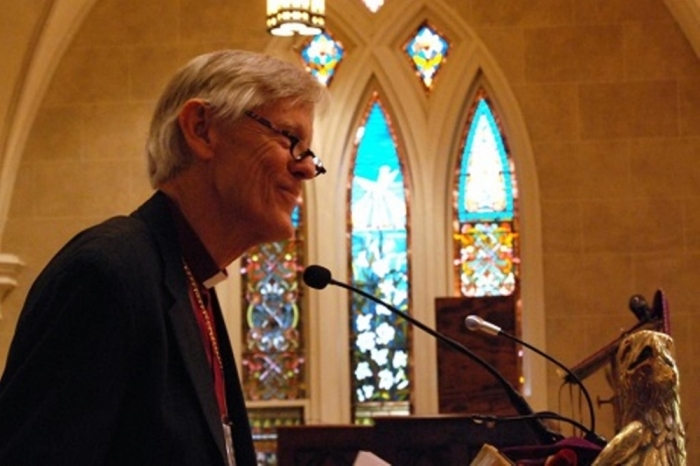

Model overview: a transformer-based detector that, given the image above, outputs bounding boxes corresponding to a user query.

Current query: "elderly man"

[0,49,327,466]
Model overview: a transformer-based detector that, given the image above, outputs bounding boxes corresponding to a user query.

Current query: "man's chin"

[258,221,295,244]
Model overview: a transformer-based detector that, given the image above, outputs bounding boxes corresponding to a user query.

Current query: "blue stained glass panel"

[350,98,410,415]
[300,31,345,86]
[457,98,514,223]
[291,205,300,229]
[404,23,450,90]
[351,105,406,231]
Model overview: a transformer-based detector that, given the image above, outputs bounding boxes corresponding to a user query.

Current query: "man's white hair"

[146,49,327,187]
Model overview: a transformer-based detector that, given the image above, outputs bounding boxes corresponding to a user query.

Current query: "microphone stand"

[500,331,595,434]
[327,277,564,446]
[465,316,607,447]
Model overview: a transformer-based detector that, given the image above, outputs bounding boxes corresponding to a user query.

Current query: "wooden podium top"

[277,414,543,465]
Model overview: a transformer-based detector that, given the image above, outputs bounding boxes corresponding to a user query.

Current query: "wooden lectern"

[277,415,542,465]
[276,295,535,464]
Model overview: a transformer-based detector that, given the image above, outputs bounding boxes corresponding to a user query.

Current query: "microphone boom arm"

[502,330,596,436]
[330,278,563,445]
[465,315,605,446]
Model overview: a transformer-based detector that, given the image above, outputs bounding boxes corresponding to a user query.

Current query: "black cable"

[468,411,606,447]
[497,328,597,435]
[303,265,563,445]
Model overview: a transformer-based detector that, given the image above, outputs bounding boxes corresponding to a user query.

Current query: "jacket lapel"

[133,192,228,462]
[167,294,227,458]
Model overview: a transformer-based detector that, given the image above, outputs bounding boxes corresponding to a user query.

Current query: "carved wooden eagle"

[592,330,686,465]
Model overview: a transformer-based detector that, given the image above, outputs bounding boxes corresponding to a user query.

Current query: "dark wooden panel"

[277,415,541,466]
[434,296,518,416]
[277,425,374,466]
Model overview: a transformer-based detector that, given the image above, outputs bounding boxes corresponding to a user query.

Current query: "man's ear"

[178,99,214,160]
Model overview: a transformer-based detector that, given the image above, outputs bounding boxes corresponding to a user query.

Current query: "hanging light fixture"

[267,0,325,36]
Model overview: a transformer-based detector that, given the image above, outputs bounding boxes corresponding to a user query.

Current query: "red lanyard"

[183,262,229,418]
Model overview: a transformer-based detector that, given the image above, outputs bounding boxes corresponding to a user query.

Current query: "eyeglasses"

[244,110,326,177]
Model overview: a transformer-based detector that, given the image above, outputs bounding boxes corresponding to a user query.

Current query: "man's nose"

[291,154,317,180]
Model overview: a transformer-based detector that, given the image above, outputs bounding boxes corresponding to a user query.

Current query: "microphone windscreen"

[464,315,481,332]
[628,294,651,321]
[303,265,333,289]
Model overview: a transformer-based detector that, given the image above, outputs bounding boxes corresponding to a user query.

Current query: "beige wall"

[0,1,52,172]
[0,0,271,358]
[1,0,699,462]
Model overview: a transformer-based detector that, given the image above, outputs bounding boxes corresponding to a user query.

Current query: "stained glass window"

[300,31,345,86]
[453,92,519,298]
[403,22,450,90]
[349,93,411,423]
[241,205,306,462]
[248,407,304,465]
[241,231,306,399]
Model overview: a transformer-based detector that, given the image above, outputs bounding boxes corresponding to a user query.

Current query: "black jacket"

[0,191,256,465]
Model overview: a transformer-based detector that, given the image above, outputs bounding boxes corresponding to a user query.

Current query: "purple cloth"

[500,437,603,465]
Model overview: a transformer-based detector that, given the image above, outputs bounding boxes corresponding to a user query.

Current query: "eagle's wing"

[592,421,648,465]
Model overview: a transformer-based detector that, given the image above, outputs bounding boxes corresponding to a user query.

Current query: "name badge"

[223,417,236,466]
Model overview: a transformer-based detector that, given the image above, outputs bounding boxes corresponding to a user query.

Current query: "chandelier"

[267,0,325,36]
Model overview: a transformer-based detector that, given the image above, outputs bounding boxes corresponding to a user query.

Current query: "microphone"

[464,314,500,336]
[303,265,333,289]
[628,294,652,322]
[303,264,564,445]
[465,315,606,447]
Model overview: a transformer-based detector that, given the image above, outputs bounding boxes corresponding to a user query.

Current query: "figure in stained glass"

[349,96,411,421]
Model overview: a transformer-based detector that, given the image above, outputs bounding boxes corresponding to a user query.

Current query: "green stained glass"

[300,31,345,86]
[404,22,450,90]
[349,95,411,422]
[453,92,518,298]
[241,209,306,401]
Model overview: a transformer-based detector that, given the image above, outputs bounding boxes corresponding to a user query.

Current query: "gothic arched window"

[453,90,518,299]
[348,93,412,424]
